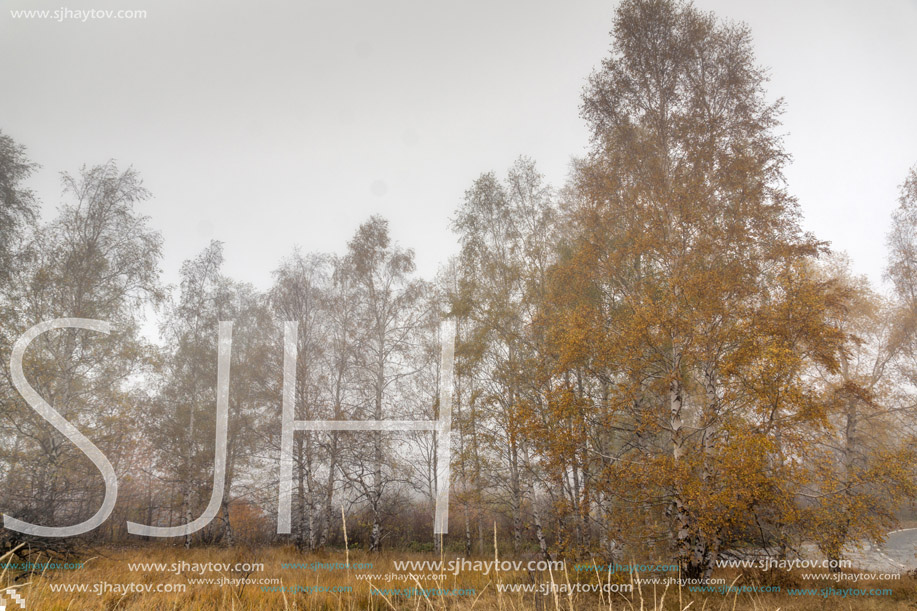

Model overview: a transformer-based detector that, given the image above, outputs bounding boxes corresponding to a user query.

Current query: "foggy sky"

[3,0,916,300]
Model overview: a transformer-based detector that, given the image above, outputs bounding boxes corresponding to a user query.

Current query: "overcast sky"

[3,0,916,299]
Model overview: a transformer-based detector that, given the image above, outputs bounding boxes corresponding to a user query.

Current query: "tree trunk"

[320,432,338,548]
[669,377,692,574]
[509,439,523,553]
[219,501,234,547]
[296,436,308,550]
[370,366,384,552]
[182,404,195,549]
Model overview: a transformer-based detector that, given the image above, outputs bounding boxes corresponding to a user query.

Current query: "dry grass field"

[3,545,917,610]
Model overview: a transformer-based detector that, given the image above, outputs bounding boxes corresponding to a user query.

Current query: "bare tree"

[269,251,330,550]
[342,216,426,552]
[0,162,162,549]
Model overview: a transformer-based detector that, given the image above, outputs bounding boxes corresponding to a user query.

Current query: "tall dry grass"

[2,543,915,610]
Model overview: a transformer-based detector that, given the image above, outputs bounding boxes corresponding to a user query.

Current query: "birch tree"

[343,216,425,551]
[546,0,849,576]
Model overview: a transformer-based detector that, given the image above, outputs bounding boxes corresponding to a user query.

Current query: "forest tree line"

[2,0,917,579]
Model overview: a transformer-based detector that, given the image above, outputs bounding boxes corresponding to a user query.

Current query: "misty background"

[2,0,917,315]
